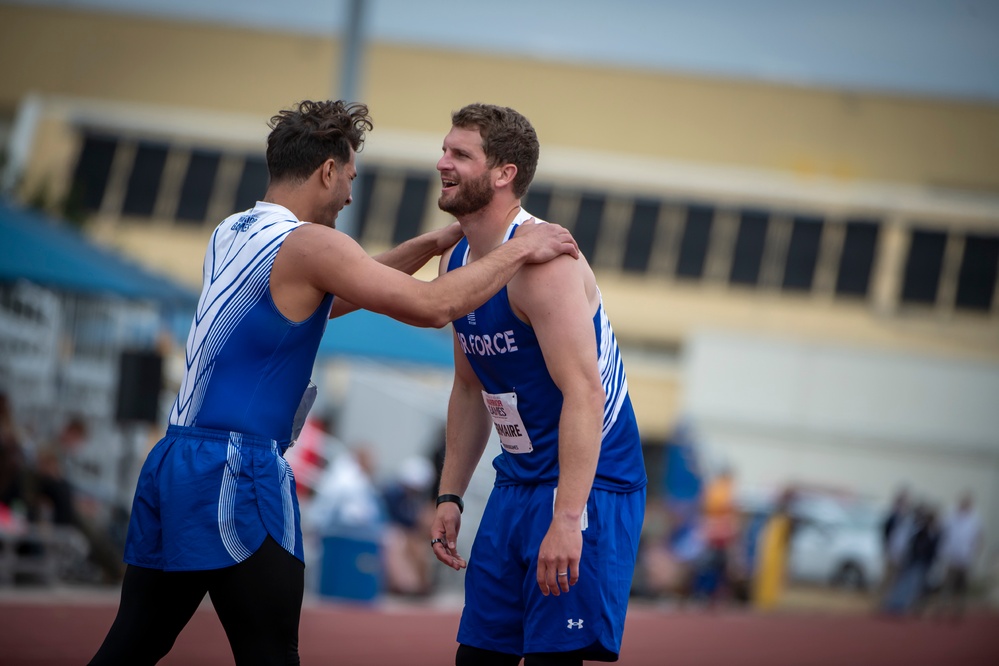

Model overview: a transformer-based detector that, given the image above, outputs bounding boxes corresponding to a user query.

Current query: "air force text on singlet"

[457,330,519,357]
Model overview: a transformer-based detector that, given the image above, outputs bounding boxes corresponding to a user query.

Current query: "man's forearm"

[373,231,446,276]
[330,228,452,318]
[439,388,492,497]
[420,238,534,327]
[553,392,603,523]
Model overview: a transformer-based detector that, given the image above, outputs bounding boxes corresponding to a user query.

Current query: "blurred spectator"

[752,487,795,611]
[284,415,337,500]
[643,423,706,602]
[694,468,739,606]
[878,488,914,608]
[934,492,983,621]
[26,416,124,583]
[883,503,940,617]
[381,455,437,597]
[0,392,30,529]
[306,441,383,535]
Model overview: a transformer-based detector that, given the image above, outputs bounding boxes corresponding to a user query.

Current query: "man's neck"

[459,200,524,260]
[262,185,312,224]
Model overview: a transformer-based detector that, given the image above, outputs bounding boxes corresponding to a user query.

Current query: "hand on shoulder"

[512,220,579,263]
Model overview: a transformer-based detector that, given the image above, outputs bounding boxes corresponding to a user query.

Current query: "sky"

[8,0,999,101]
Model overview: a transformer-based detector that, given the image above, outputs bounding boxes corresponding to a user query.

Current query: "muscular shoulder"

[509,253,597,322]
[279,222,362,265]
[272,222,364,289]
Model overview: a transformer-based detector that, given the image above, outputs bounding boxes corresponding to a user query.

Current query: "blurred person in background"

[878,488,914,610]
[381,455,437,597]
[305,440,383,538]
[934,492,983,621]
[430,103,646,666]
[27,415,124,583]
[696,467,739,608]
[0,392,30,528]
[883,503,940,618]
[88,99,579,666]
[752,487,795,611]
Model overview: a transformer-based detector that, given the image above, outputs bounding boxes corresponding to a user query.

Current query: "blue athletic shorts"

[124,425,302,571]
[457,484,646,660]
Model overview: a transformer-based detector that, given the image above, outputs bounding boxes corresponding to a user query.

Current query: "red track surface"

[1,591,997,665]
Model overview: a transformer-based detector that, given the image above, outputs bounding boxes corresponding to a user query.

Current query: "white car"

[741,490,886,591]
[786,493,886,590]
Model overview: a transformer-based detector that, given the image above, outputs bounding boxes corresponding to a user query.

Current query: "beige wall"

[3,5,998,440]
[2,5,998,193]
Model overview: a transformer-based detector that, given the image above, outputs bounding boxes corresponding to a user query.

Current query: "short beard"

[438,172,494,217]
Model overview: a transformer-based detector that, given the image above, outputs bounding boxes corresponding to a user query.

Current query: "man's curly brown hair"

[266,100,373,184]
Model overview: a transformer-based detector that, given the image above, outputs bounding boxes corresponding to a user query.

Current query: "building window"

[955,234,999,312]
[901,229,947,305]
[574,192,605,262]
[391,173,431,244]
[782,216,823,291]
[622,199,659,273]
[176,150,221,224]
[676,205,714,279]
[835,220,880,297]
[353,168,378,241]
[523,185,552,221]
[729,210,769,286]
[233,156,269,213]
[72,134,118,212]
[121,141,168,217]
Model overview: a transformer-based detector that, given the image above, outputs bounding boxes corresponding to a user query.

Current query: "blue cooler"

[318,530,383,602]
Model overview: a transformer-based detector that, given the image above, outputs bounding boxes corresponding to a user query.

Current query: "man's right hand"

[513,220,579,263]
[431,503,467,571]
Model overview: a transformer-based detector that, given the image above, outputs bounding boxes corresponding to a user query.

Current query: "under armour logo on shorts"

[567,619,584,629]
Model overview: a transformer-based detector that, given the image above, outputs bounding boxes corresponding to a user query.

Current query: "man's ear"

[495,163,518,190]
[320,158,338,186]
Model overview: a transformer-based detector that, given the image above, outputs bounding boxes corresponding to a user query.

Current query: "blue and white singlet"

[445,209,646,492]
[124,202,332,571]
[170,201,332,441]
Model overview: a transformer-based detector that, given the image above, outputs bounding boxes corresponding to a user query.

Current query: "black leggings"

[89,536,304,666]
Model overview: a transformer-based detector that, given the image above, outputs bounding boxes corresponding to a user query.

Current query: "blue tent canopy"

[0,199,199,308]
[320,308,454,369]
[0,198,454,368]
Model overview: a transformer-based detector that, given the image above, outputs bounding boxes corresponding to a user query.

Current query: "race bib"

[481,390,533,454]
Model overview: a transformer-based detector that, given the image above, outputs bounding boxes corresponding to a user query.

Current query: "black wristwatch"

[436,494,464,514]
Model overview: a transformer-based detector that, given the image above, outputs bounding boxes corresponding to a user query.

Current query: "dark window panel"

[574,193,605,261]
[121,142,168,217]
[782,216,823,291]
[901,229,947,305]
[175,150,221,224]
[233,156,269,213]
[730,209,769,285]
[835,220,880,297]
[522,185,552,221]
[676,205,714,278]
[955,234,999,311]
[391,173,430,245]
[622,199,659,273]
[71,134,117,212]
[353,168,378,241]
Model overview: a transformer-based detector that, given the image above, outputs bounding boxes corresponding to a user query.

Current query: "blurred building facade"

[1,4,997,563]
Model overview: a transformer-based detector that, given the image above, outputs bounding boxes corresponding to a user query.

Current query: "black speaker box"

[115,349,163,424]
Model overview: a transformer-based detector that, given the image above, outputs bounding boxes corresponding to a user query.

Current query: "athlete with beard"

[89,100,578,666]
[430,104,647,666]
